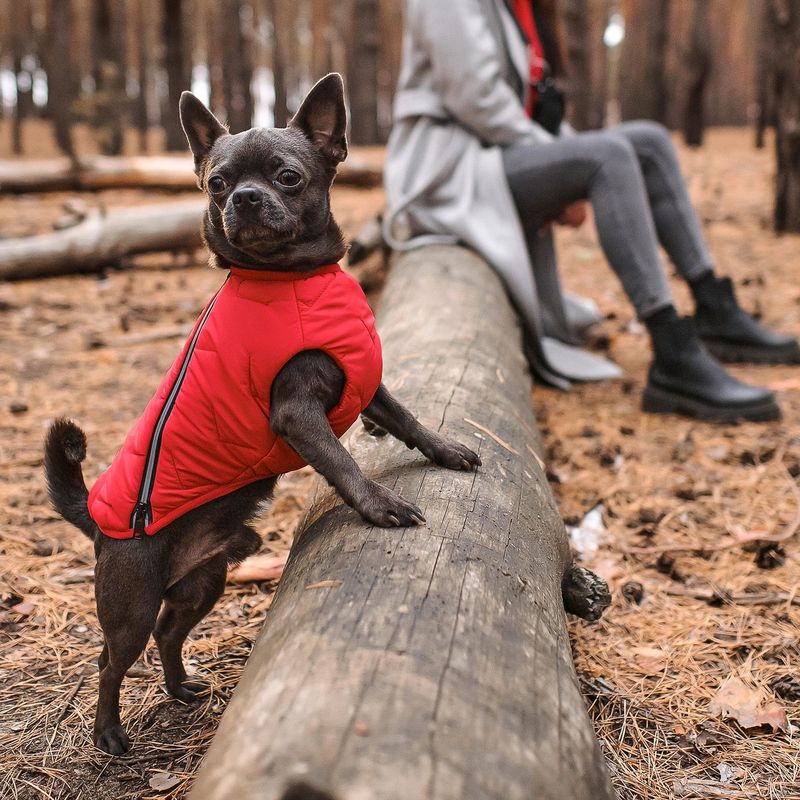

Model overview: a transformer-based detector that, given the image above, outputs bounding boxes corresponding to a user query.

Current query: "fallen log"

[190,245,614,800]
[0,153,381,193]
[0,199,205,281]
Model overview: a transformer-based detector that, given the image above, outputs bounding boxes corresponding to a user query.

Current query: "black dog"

[44,74,480,755]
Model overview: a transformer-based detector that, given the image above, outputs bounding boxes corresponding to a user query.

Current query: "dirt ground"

[1,126,798,800]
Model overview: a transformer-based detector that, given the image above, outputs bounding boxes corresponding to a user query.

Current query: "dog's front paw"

[354,481,426,527]
[423,437,482,471]
[167,679,209,703]
[94,723,130,755]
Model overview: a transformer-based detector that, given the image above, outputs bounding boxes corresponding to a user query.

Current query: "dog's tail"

[44,419,97,540]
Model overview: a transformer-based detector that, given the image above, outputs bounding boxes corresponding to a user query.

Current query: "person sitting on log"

[383,0,799,423]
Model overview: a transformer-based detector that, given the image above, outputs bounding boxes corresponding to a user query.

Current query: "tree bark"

[0,153,382,193]
[560,0,593,130]
[11,0,34,155]
[682,0,710,147]
[46,0,76,161]
[347,0,381,144]
[767,0,800,232]
[0,199,205,280]
[266,0,289,127]
[189,245,614,800]
[221,0,254,132]
[89,0,127,155]
[755,0,771,149]
[619,0,670,123]
[162,0,190,151]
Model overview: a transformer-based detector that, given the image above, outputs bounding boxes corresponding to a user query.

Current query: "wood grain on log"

[189,246,615,800]
[0,199,205,281]
[0,153,382,194]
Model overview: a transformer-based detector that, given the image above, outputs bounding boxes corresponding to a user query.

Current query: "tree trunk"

[766,0,800,232]
[188,245,614,800]
[162,0,189,151]
[560,0,593,130]
[0,153,382,193]
[754,0,772,149]
[220,0,253,132]
[619,0,670,123]
[46,0,76,160]
[11,0,34,154]
[265,0,289,127]
[133,0,152,153]
[347,0,381,144]
[682,0,710,147]
[310,0,332,80]
[90,0,127,155]
[0,199,205,281]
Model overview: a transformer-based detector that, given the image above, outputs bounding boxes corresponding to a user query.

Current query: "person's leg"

[503,133,779,421]
[504,130,673,320]
[614,120,713,282]
[617,120,800,364]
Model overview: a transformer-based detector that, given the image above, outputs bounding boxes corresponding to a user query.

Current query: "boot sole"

[642,385,781,423]
[702,338,800,365]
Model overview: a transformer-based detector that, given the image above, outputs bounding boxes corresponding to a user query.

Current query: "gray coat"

[383,0,620,387]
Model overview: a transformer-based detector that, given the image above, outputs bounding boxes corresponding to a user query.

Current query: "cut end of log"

[562,566,612,622]
[281,783,337,800]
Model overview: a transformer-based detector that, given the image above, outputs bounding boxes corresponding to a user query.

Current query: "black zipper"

[129,278,228,538]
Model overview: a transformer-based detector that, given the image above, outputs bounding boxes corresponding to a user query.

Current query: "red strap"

[510,0,546,116]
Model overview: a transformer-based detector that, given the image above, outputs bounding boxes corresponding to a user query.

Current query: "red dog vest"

[87,264,383,539]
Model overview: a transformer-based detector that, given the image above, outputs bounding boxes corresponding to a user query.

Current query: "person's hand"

[556,201,588,228]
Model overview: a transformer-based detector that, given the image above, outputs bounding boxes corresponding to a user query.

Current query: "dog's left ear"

[179,91,228,170]
[290,73,348,165]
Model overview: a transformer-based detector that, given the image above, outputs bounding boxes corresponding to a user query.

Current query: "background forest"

[4,1,799,230]
[0,1,776,146]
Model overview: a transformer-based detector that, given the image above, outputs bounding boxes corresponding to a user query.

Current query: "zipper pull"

[130,502,150,539]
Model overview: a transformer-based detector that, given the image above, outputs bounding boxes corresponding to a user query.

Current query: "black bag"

[532,75,565,135]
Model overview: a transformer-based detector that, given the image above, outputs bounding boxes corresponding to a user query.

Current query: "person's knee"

[622,120,673,154]
[597,131,637,166]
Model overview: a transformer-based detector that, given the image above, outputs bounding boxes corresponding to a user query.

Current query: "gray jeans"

[503,121,714,319]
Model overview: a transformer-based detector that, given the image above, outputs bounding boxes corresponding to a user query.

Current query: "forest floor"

[1,126,798,800]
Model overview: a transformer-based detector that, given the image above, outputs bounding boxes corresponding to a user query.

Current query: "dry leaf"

[11,601,36,615]
[305,580,343,591]
[709,675,788,732]
[148,771,181,792]
[631,646,669,675]
[227,553,287,583]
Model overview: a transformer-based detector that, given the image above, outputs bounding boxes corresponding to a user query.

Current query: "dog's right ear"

[179,91,228,169]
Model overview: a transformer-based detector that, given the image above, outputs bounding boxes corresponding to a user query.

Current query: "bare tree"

[162,0,190,150]
[348,0,380,143]
[560,0,592,130]
[221,0,254,132]
[682,0,710,147]
[46,0,76,159]
[766,0,800,232]
[265,0,289,126]
[11,0,35,154]
[754,0,772,149]
[619,0,670,123]
[89,0,127,154]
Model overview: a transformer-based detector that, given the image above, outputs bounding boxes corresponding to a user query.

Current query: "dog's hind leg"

[154,553,227,702]
[94,559,163,755]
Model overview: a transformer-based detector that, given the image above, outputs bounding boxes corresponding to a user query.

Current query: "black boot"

[642,309,780,422]
[692,275,800,364]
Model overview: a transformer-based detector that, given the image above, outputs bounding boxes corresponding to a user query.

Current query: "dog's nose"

[232,187,263,207]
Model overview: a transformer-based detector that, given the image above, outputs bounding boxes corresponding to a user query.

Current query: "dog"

[44,74,481,755]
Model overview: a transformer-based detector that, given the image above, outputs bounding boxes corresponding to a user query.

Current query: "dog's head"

[179,73,348,272]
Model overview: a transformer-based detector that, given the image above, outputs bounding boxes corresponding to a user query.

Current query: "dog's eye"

[277,169,302,187]
[208,176,227,193]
